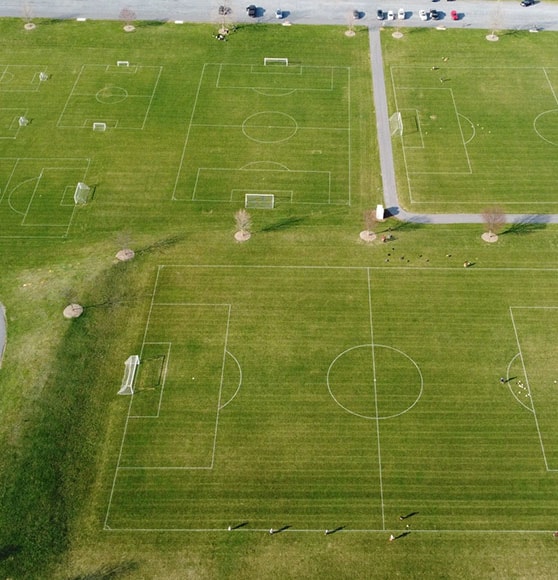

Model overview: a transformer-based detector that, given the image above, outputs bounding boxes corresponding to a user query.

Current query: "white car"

[398,8,405,19]
[419,9,428,20]
[387,10,395,20]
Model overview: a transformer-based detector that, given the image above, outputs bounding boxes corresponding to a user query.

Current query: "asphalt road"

[0,0,555,31]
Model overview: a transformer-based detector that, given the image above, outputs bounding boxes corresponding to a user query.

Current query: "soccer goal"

[389,111,403,137]
[118,355,140,395]
[264,57,289,67]
[245,193,275,209]
[74,182,91,205]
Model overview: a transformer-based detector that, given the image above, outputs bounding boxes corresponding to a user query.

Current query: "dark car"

[520,0,535,5]
[246,4,257,17]
[353,9,361,19]
[377,8,384,19]
[430,8,440,19]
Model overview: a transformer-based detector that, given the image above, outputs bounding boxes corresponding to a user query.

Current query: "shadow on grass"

[503,215,549,236]
[0,261,146,578]
[136,234,185,255]
[0,545,21,562]
[68,560,139,580]
[260,216,305,233]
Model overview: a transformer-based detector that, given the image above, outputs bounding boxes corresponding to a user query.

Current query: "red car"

[450,9,459,20]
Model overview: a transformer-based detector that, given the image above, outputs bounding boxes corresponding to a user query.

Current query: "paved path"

[368,27,558,225]
[3,0,557,224]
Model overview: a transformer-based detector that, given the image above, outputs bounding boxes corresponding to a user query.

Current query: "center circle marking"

[327,344,423,420]
[96,85,128,104]
[242,111,298,143]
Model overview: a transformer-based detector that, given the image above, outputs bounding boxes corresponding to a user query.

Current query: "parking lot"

[0,0,556,31]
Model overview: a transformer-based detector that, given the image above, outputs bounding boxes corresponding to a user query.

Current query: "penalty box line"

[509,306,557,472]
[104,289,231,527]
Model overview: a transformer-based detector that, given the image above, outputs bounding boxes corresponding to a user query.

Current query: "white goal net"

[389,112,403,137]
[118,355,140,395]
[264,57,289,67]
[74,182,91,205]
[245,193,275,209]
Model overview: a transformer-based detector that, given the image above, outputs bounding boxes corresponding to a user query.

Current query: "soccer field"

[105,264,558,533]
[383,30,558,214]
[2,18,558,579]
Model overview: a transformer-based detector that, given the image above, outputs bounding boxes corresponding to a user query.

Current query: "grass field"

[382,28,558,213]
[1,17,558,580]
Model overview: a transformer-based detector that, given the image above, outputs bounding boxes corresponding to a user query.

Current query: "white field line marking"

[543,68,558,105]
[506,352,534,412]
[210,304,232,468]
[20,169,42,224]
[103,394,134,529]
[449,88,472,173]
[367,268,385,531]
[104,266,163,522]
[174,63,350,204]
[57,64,85,127]
[172,62,207,200]
[390,67,414,203]
[347,66,352,206]
[103,526,558,534]
[509,306,551,471]
[141,66,163,130]
[130,341,172,419]
[219,351,243,410]
[0,158,18,204]
[157,264,558,273]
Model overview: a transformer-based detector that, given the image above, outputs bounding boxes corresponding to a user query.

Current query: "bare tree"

[234,209,252,241]
[119,7,137,27]
[482,207,505,236]
[363,209,377,234]
[488,0,502,40]
[482,206,505,243]
[359,209,378,242]
[235,209,251,234]
[22,1,33,23]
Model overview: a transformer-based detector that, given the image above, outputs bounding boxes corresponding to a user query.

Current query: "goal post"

[263,57,289,66]
[389,111,403,137]
[245,193,275,209]
[118,355,140,395]
[74,182,91,205]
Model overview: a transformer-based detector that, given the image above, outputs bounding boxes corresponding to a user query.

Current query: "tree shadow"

[136,234,185,255]
[67,559,139,580]
[503,215,548,236]
[260,216,305,233]
[0,544,21,562]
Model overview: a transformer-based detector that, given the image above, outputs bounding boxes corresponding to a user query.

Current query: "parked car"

[377,8,384,19]
[387,9,395,20]
[275,8,283,18]
[419,9,428,20]
[430,8,440,19]
[353,9,361,19]
[398,8,405,19]
[450,9,458,19]
[520,0,535,5]
[246,4,257,17]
